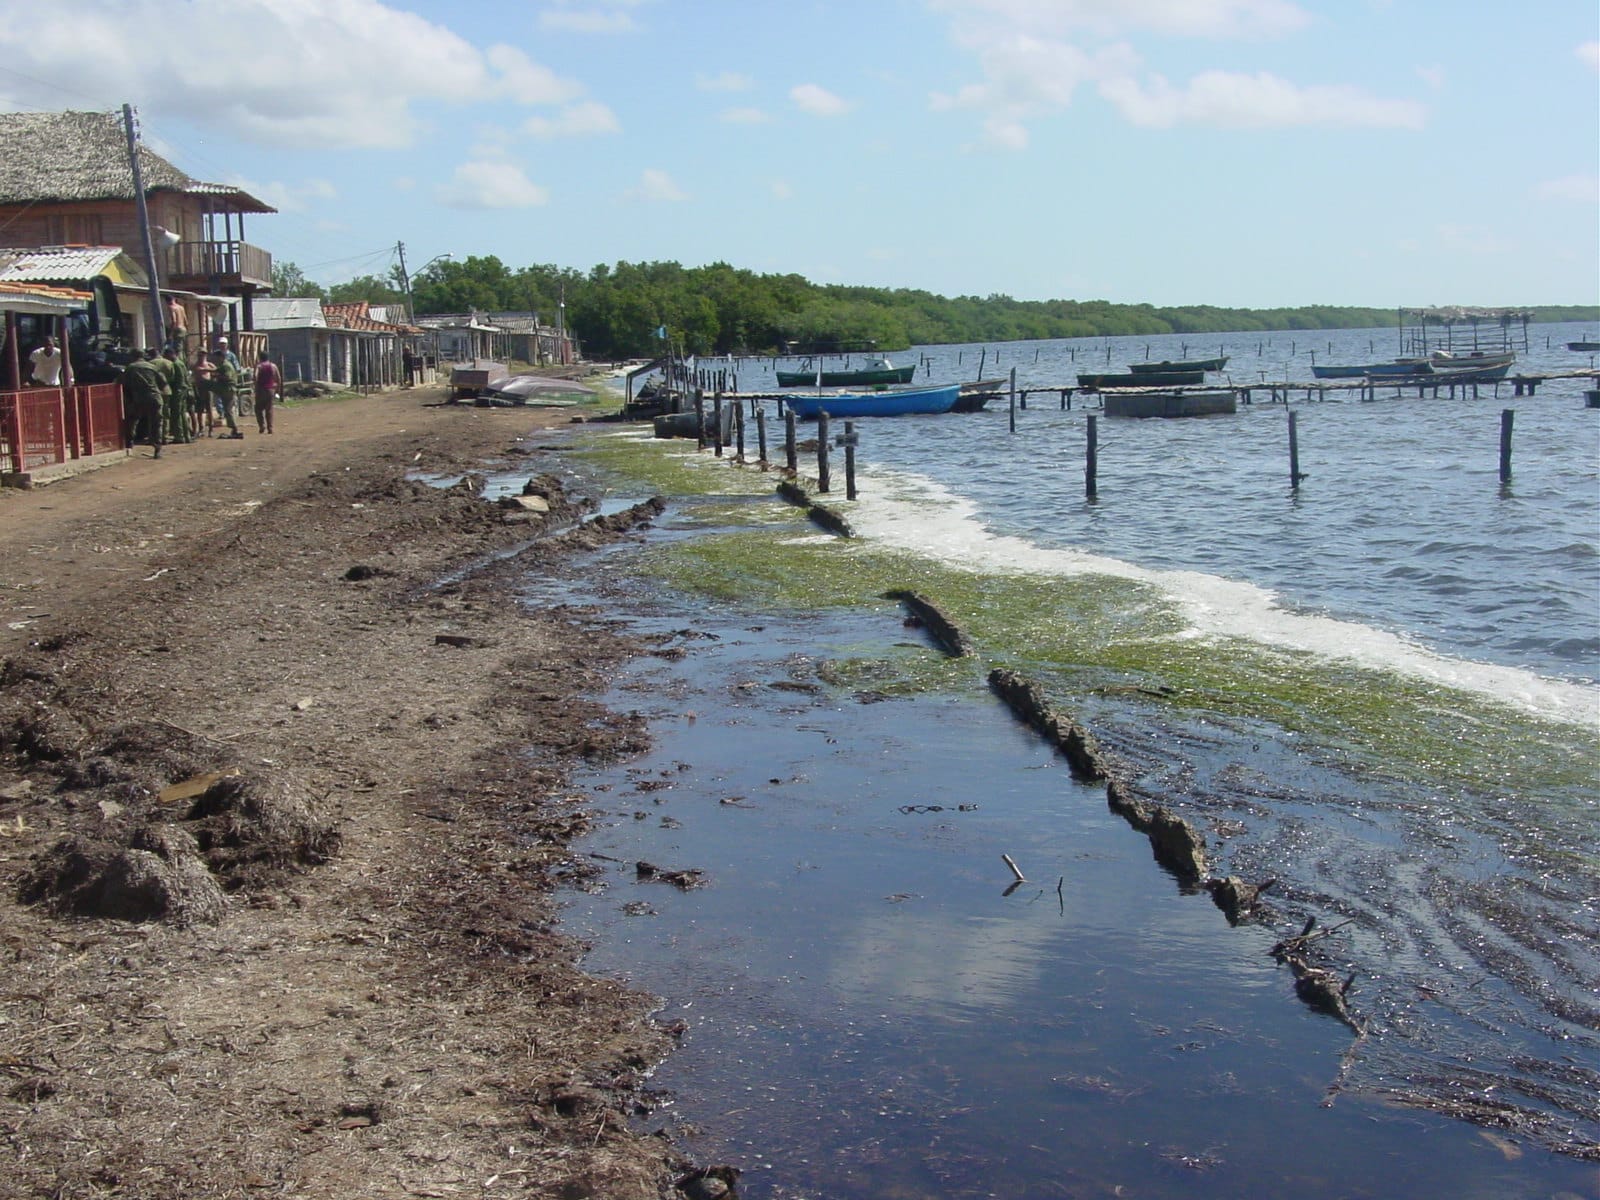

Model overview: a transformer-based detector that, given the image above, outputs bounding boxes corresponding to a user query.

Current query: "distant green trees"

[284,255,1599,358]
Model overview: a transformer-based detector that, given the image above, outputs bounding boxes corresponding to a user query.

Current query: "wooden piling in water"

[694,390,706,451]
[1288,410,1306,487]
[713,392,724,457]
[756,406,768,465]
[734,399,745,460]
[817,411,831,494]
[785,410,797,472]
[844,420,858,500]
[1085,414,1098,499]
[1008,368,1017,433]
[1499,409,1514,483]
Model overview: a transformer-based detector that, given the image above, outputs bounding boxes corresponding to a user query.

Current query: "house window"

[47,214,104,245]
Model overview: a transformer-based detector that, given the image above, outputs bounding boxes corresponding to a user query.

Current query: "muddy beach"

[0,386,704,1198]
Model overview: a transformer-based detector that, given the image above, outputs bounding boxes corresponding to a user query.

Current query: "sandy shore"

[0,385,700,1198]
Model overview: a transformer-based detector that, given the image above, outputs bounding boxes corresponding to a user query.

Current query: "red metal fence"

[1,384,126,475]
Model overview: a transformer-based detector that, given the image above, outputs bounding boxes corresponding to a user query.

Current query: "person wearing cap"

[215,336,242,373]
[209,348,242,438]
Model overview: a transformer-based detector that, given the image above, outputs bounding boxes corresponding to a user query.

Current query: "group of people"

[119,339,282,457]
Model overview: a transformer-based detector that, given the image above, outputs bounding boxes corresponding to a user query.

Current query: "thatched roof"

[0,111,275,213]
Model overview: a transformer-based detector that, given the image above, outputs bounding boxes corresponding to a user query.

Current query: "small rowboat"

[1078,370,1205,388]
[776,355,916,387]
[782,382,960,419]
[1127,356,1228,374]
[1311,360,1429,380]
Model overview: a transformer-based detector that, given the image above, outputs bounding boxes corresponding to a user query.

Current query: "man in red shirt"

[253,351,282,434]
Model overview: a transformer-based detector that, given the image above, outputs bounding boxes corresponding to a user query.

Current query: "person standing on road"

[121,349,167,457]
[189,348,213,437]
[162,345,193,444]
[210,349,242,438]
[253,351,282,434]
[29,335,63,387]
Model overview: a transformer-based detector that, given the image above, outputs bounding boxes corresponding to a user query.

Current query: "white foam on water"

[846,466,1600,729]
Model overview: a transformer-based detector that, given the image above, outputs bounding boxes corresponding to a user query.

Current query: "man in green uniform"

[121,349,166,458]
[210,348,242,438]
[162,345,194,444]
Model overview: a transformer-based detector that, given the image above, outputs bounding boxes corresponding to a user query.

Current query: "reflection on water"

[560,596,1599,1200]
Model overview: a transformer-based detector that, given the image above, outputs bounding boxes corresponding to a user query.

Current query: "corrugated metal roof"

[0,245,141,284]
[254,297,328,329]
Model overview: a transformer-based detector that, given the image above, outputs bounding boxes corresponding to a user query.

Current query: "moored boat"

[776,355,917,387]
[1078,370,1205,388]
[1429,350,1515,371]
[1127,356,1228,374]
[1423,360,1512,383]
[782,382,960,419]
[1311,359,1429,380]
[1567,340,1600,352]
[1102,389,1236,419]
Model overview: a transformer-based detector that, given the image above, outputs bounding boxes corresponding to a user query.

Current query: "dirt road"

[0,386,696,1198]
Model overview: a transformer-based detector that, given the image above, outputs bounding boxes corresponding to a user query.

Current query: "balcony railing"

[166,240,273,290]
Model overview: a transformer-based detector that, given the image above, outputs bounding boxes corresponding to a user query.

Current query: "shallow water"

[528,323,1598,1196]
[558,591,1597,1198]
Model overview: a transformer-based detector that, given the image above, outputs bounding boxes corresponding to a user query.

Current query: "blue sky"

[2,0,1596,308]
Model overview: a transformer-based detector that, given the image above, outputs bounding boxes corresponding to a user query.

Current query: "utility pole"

[396,240,413,321]
[123,103,166,349]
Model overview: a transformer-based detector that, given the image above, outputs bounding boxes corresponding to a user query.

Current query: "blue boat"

[782,382,961,420]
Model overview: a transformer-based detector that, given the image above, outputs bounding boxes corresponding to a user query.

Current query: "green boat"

[1127,356,1229,374]
[776,355,916,387]
[1078,370,1205,389]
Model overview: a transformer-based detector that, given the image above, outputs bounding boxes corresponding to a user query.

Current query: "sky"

[0,0,1596,309]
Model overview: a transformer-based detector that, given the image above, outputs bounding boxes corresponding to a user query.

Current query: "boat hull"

[1103,389,1237,419]
[776,366,917,387]
[1311,361,1429,379]
[783,383,960,419]
[1078,370,1205,388]
[1127,356,1228,374]
[1567,341,1600,352]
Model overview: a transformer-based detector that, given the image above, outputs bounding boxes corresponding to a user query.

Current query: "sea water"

[539,322,1598,1198]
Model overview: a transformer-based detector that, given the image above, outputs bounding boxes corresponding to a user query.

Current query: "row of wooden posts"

[687,386,1522,500]
[691,390,861,500]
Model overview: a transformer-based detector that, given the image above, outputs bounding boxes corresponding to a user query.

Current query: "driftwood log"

[775,480,854,538]
[986,669,1110,780]
[883,589,974,658]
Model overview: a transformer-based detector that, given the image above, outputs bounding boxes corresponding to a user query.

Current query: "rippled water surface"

[542,322,1598,1198]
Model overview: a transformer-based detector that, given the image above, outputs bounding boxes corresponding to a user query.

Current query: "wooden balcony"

[165,240,272,291]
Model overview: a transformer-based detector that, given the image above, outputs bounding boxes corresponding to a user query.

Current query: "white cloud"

[930,0,1310,40]
[392,176,417,192]
[629,168,687,202]
[538,1,646,34]
[524,101,621,138]
[487,44,584,105]
[928,0,1421,145]
[790,83,852,116]
[1415,64,1445,90]
[436,160,550,209]
[1534,174,1600,204]
[1578,41,1600,72]
[1100,70,1426,129]
[697,71,753,92]
[0,0,598,150]
[770,179,793,200]
[227,176,338,213]
[719,107,771,124]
